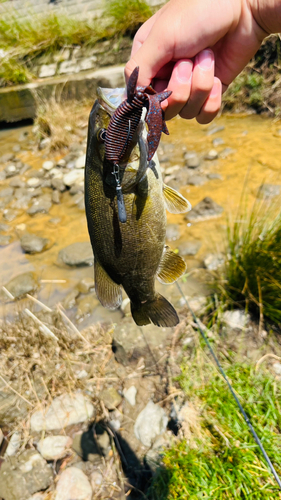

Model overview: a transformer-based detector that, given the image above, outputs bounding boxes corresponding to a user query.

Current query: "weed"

[105,0,153,36]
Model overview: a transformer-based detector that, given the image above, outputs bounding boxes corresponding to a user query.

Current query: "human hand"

[125,0,271,123]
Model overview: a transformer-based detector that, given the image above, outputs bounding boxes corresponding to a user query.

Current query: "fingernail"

[176,60,193,83]
[197,49,214,70]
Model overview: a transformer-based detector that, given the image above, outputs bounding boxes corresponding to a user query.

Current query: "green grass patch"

[149,362,281,499]
[106,0,152,36]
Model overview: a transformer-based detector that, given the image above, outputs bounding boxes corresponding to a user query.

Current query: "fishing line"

[176,281,281,490]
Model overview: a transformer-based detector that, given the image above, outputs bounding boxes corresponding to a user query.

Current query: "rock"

[63,169,84,187]
[0,234,12,246]
[123,386,137,406]
[3,209,19,221]
[3,272,37,299]
[112,319,172,366]
[220,147,236,158]
[212,137,224,147]
[273,362,281,375]
[0,450,53,500]
[27,196,52,215]
[222,310,249,330]
[204,253,224,270]
[206,124,225,135]
[5,431,21,457]
[9,176,25,188]
[75,154,86,169]
[57,158,66,167]
[5,164,19,177]
[208,173,223,180]
[69,183,84,195]
[39,63,57,78]
[205,149,218,160]
[72,425,110,462]
[52,190,61,204]
[188,174,208,186]
[186,196,223,222]
[0,187,14,198]
[90,471,103,489]
[42,160,54,171]
[77,293,99,316]
[27,494,46,500]
[51,178,66,192]
[177,240,201,256]
[184,152,201,168]
[166,223,180,241]
[63,288,80,309]
[134,401,168,447]
[50,167,63,179]
[55,467,92,500]
[257,184,281,199]
[99,387,122,410]
[37,435,73,461]
[77,277,95,294]
[20,233,49,254]
[0,152,14,163]
[39,138,51,150]
[0,169,6,181]
[59,242,94,267]
[27,178,42,188]
[30,392,95,432]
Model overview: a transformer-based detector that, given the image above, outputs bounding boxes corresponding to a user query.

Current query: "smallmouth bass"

[85,85,191,327]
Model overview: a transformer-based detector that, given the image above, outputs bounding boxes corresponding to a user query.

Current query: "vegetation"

[149,361,281,499]
[0,0,152,86]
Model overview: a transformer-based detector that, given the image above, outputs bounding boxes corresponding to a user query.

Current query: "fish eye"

[98,128,106,142]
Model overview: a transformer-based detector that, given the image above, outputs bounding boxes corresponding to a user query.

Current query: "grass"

[215,196,281,327]
[0,0,152,86]
[149,356,281,499]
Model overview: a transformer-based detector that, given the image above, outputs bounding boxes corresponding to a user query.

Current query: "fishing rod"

[176,281,281,491]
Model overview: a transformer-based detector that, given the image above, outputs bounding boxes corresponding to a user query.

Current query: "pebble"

[205,149,218,160]
[257,183,281,199]
[52,190,61,204]
[123,385,137,406]
[0,234,12,246]
[51,178,66,192]
[3,272,37,299]
[184,151,201,168]
[204,253,224,270]
[75,154,86,169]
[222,310,249,330]
[5,164,18,177]
[5,431,21,457]
[273,362,281,375]
[20,233,49,254]
[166,223,180,241]
[178,240,201,256]
[90,471,103,489]
[9,176,25,188]
[27,177,41,188]
[212,137,224,147]
[220,147,236,158]
[27,196,52,215]
[55,467,92,500]
[3,209,19,221]
[208,173,223,180]
[188,174,208,186]
[0,187,14,198]
[42,160,54,171]
[58,242,94,267]
[206,124,225,135]
[39,137,51,150]
[12,145,21,153]
[57,158,66,167]
[99,387,122,410]
[134,401,168,447]
[37,435,73,461]
[77,293,99,316]
[63,169,84,187]
[30,392,95,432]
[186,196,223,222]
[77,277,95,294]
[0,152,14,163]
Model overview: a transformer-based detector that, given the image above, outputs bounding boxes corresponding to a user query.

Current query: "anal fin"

[95,260,122,310]
[157,245,186,284]
[163,184,191,214]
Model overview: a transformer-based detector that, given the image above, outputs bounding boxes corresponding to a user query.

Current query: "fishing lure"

[100,66,172,223]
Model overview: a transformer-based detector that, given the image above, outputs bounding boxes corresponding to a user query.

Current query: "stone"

[52,190,61,204]
[39,138,51,150]
[0,187,14,197]
[20,233,49,254]
[188,174,208,186]
[13,145,21,153]
[75,154,86,169]
[63,169,84,187]
[3,272,37,299]
[222,310,249,330]
[0,152,14,163]
[39,64,57,78]
[186,196,223,222]
[208,173,223,180]
[212,137,224,147]
[90,471,103,489]
[166,223,180,241]
[257,184,281,199]
[123,386,137,406]
[205,149,218,160]
[69,183,84,195]
[30,392,95,432]
[63,288,80,309]
[27,178,42,188]
[27,196,52,215]
[5,164,19,177]
[184,152,201,168]
[57,158,66,167]
[72,425,110,462]
[42,160,54,171]
[177,240,201,256]
[5,431,21,457]
[55,467,92,500]
[273,363,281,375]
[0,450,53,500]
[59,60,80,75]
[59,242,94,267]
[51,178,66,192]
[112,319,172,366]
[0,222,10,232]
[204,253,224,270]
[80,56,97,71]
[134,401,168,447]
[27,494,46,500]
[37,435,73,461]
[3,209,19,221]
[0,169,6,180]
[77,293,99,316]
[206,124,225,135]
[9,176,25,188]
[77,277,95,294]
[99,387,122,410]
[0,234,12,246]
[220,147,236,158]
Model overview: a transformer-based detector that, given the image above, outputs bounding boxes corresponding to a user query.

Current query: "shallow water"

[0,113,281,325]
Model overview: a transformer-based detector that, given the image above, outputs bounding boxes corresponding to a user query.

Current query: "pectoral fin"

[95,260,122,309]
[163,184,191,214]
[157,245,186,284]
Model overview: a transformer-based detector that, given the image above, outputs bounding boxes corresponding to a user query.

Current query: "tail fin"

[131,293,179,327]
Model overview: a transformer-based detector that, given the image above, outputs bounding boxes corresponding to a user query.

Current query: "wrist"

[250,0,281,35]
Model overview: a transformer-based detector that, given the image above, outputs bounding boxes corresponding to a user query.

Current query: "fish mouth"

[97,87,126,116]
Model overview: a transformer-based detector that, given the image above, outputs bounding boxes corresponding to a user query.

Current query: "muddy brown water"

[1,114,281,326]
